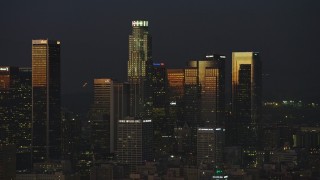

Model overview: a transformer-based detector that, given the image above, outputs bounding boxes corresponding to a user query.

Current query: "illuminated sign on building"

[32,40,48,44]
[153,63,165,67]
[198,128,214,131]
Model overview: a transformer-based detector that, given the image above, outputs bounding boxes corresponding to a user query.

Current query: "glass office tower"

[187,54,226,127]
[32,39,61,163]
[231,52,262,167]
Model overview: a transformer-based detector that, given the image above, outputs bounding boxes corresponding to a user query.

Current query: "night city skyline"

[1,1,320,179]
[1,0,320,101]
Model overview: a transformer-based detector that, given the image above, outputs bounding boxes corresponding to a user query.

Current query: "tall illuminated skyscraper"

[128,20,152,117]
[32,39,61,163]
[231,52,262,166]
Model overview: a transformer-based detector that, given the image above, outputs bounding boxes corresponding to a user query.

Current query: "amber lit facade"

[187,55,226,127]
[167,69,185,154]
[128,20,152,117]
[32,39,61,163]
[167,69,184,100]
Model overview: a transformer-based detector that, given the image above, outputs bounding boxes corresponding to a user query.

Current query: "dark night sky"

[1,0,320,101]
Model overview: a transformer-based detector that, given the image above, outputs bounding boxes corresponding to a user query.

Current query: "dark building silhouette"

[230,52,262,167]
[90,79,129,160]
[61,109,81,171]
[90,78,113,160]
[151,63,173,159]
[0,144,16,179]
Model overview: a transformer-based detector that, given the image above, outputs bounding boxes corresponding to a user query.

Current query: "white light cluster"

[119,120,141,123]
[170,101,177,106]
[132,21,148,27]
[118,119,152,123]
[212,176,228,179]
[198,128,214,131]
[0,67,9,71]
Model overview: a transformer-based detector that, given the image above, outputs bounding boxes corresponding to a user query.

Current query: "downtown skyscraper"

[187,54,226,127]
[128,20,153,118]
[90,78,129,160]
[230,52,262,167]
[32,39,61,163]
[90,78,114,160]
[183,55,226,164]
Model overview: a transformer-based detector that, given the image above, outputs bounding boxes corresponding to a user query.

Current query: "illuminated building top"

[132,20,148,27]
[32,39,60,45]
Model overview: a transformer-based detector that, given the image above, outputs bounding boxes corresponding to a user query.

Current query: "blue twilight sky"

[0,0,320,101]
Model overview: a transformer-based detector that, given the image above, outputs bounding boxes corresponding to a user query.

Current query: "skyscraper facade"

[16,67,32,171]
[231,52,262,167]
[91,78,114,159]
[197,128,225,166]
[152,63,172,158]
[116,117,153,172]
[128,20,152,117]
[32,39,61,163]
[167,68,184,126]
[183,67,200,160]
[113,82,130,152]
[90,79,130,159]
[187,54,226,127]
